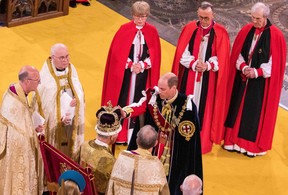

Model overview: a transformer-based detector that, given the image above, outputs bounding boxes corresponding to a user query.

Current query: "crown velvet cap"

[95,102,122,136]
[58,170,86,192]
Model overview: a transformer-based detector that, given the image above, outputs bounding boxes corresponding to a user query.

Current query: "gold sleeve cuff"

[123,106,134,118]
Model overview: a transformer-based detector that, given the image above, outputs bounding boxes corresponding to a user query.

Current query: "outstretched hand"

[118,106,127,119]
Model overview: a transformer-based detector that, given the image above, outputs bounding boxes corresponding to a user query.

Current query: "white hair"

[251,2,270,17]
[181,174,203,195]
[50,43,67,56]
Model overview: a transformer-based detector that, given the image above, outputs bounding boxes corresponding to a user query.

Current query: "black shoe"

[244,152,256,158]
[69,1,77,8]
[81,2,91,6]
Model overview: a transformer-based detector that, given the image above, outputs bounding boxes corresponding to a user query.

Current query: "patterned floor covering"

[98,0,288,109]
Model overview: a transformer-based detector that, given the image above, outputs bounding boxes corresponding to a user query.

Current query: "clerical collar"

[200,23,211,29]
[165,90,178,104]
[56,67,66,72]
[136,25,143,30]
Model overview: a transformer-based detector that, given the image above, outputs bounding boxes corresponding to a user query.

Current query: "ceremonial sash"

[146,89,173,162]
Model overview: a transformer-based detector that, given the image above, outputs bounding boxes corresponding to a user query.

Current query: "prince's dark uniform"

[125,88,203,195]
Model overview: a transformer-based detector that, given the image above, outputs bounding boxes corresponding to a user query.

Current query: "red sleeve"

[130,100,147,117]
[239,62,247,71]
[256,68,263,77]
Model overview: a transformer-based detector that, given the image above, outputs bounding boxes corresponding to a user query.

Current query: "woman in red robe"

[101,1,161,143]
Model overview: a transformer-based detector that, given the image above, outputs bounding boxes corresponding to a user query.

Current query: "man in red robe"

[171,1,230,154]
[224,2,286,157]
[101,1,161,143]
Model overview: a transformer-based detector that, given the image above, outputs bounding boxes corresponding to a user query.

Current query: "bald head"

[18,65,39,81]
[136,125,158,149]
[18,65,40,94]
[181,174,202,195]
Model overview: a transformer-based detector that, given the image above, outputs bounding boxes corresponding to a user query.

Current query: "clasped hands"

[131,63,142,74]
[195,59,208,72]
[243,67,256,79]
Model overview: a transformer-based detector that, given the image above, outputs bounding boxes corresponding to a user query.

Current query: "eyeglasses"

[27,78,41,84]
[53,54,70,61]
[251,16,265,21]
[134,15,147,20]
[198,15,210,22]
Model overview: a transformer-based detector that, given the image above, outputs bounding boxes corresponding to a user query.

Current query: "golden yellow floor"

[0,1,287,194]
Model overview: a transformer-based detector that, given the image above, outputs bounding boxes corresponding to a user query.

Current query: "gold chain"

[152,98,187,132]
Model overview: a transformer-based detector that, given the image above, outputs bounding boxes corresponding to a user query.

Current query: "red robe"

[101,21,161,142]
[172,21,230,154]
[224,23,286,153]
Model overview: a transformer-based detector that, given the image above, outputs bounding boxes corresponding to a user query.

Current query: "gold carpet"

[0,1,287,194]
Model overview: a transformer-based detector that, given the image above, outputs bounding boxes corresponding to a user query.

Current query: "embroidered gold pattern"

[178,121,195,141]
[152,98,187,134]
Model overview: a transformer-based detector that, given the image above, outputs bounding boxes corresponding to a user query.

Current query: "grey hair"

[199,1,214,11]
[136,125,157,149]
[50,43,67,56]
[251,2,270,17]
[131,1,150,16]
[18,71,29,81]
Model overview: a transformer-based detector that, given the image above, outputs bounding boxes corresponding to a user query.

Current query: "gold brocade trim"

[47,58,62,149]
[121,150,157,160]
[88,140,113,155]
[152,98,187,134]
[123,106,134,117]
[34,90,45,121]
[133,156,139,186]
[10,83,33,113]
[110,177,163,191]
[60,84,71,91]
[58,74,69,79]
[14,83,29,107]
[46,58,81,160]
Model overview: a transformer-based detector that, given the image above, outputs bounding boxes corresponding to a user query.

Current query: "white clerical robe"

[36,58,85,161]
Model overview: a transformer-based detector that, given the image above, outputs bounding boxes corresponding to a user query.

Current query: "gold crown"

[96,101,121,136]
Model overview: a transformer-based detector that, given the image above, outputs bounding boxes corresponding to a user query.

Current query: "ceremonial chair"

[38,134,98,195]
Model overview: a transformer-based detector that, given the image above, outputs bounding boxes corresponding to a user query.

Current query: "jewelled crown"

[95,101,122,136]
